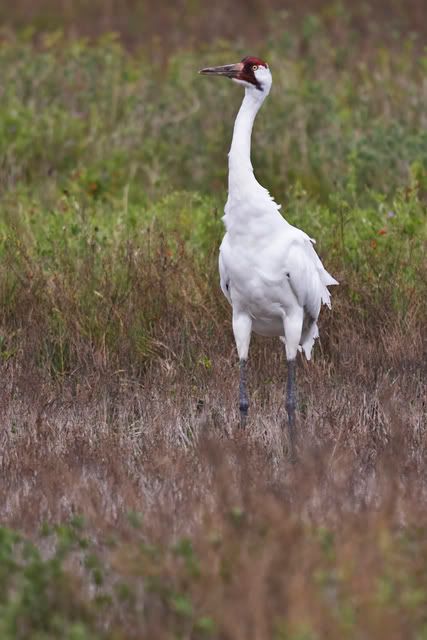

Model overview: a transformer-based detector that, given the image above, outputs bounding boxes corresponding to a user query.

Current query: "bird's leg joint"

[239,399,249,415]
[239,359,249,421]
[285,357,297,423]
[285,395,297,415]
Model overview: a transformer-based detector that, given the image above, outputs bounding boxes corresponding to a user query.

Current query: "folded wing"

[285,232,338,359]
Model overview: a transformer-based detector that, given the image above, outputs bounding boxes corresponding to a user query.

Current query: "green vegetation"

[0,4,426,638]
[0,26,425,374]
[1,511,427,640]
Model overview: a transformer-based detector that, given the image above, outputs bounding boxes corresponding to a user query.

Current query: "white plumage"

[200,56,337,449]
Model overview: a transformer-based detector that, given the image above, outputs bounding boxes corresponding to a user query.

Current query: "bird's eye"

[252,65,258,71]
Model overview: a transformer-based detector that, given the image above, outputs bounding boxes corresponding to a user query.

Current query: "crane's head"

[199,56,272,95]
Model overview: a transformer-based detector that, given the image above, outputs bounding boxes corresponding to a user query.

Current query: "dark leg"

[239,359,249,427]
[285,359,297,460]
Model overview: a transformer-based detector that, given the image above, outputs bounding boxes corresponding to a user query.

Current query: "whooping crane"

[199,57,338,456]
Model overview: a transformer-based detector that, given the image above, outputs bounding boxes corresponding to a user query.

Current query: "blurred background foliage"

[0,1,426,373]
[0,0,426,55]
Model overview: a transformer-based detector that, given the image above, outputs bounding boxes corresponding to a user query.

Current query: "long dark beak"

[198,62,242,78]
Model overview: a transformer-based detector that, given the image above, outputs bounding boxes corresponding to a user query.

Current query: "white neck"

[228,88,267,192]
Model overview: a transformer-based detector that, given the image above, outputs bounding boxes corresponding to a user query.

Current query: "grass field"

[0,2,426,638]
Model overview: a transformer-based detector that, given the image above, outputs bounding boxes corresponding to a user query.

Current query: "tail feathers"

[321,269,339,288]
[301,269,336,358]
[321,287,332,309]
[300,320,319,360]
[320,269,338,309]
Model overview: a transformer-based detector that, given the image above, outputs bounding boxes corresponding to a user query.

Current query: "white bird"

[200,56,338,455]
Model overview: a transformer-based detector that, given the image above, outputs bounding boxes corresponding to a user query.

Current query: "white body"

[219,68,338,362]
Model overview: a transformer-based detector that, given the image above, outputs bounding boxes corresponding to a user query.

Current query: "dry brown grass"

[1,238,426,528]
[1,278,426,637]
